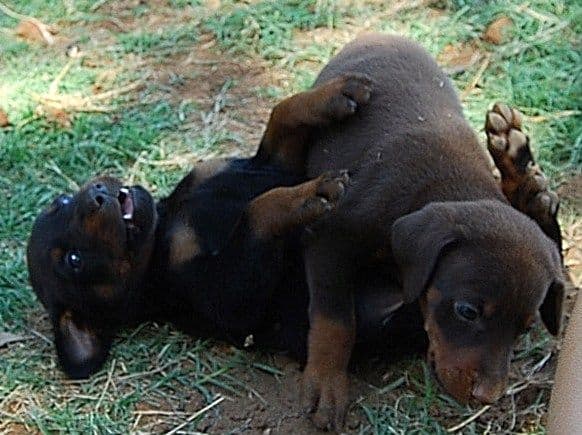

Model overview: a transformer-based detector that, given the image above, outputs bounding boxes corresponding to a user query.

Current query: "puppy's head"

[391,200,564,404]
[27,176,156,378]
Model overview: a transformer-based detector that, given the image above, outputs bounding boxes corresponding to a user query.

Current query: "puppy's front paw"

[302,366,349,432]
[485,103,561,248]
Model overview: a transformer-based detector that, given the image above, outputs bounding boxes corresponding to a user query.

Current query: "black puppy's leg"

[54,310,113,379]
[255,74,372,173]
[485,103,562,249]
[246,171,349,239]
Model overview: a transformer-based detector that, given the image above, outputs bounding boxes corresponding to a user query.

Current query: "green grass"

[0,0,580,432]
[116,24,199,55]
[205,0,343,59]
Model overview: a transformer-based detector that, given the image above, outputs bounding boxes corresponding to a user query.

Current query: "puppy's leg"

[255,74,372,173]
[54,310,113,379]
[246,171,349,239]
[485,103,562,249]
[302,239,357,431]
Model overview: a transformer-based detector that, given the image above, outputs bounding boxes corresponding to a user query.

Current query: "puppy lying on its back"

[27,75,372,378]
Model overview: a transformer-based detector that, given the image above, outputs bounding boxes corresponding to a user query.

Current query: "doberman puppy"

[301,34,564,430]
[26,74,372,379]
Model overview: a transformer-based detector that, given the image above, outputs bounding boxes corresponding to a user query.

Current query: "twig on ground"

[447,405,491,432]
[0,1,29,21]
[95,359,116,412]
[32,79,144,114]
[48,58,76,95]
[461,53,491,100]
[164,396,225,435]
[28,328,52,345]
[527,110,581,123]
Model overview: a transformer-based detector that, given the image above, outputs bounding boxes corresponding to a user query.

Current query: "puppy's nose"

[90,183,109,207]
[472,381,505,404]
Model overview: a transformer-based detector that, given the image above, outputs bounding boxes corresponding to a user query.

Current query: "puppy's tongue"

[119,187,134,220]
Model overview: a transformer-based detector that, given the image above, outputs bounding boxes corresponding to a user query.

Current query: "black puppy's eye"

[53,194,72,207]
[66,251,83,271]
[59,195,72,205]
[454,301,480,322]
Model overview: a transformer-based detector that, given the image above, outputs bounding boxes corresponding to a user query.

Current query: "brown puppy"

[301,34,564,430]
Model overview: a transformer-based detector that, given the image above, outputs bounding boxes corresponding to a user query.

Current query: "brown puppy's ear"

[391,204,462,303]
[539,280,565,336]
[54,311,112,379]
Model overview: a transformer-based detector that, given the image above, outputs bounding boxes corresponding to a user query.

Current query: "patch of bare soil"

[201,355,375,434]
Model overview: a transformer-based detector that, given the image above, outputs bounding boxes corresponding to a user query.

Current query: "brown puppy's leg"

[256,74,372,173]
[246,171,349,239]
[302,240,357,431]
[485,103,562,249]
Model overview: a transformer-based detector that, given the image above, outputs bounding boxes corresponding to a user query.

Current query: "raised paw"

[302,366,349,431]
[318,73,373,122]
[485,103,562,249]
[299,170,350,224]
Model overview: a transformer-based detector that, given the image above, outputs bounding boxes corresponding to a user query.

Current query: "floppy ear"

[54,311,112,379]
[539,280,565,336]
[390,203,461,303]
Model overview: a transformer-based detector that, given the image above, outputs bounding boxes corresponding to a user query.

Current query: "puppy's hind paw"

[485,103,562,249]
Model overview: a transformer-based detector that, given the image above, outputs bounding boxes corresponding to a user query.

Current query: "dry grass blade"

[447,405,491,432]
[163,396,225,435]
[461,54,491,100]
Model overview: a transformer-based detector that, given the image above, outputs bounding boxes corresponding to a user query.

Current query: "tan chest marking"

[169,223,201,268]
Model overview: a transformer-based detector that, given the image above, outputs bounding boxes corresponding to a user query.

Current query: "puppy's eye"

[53,194,72,207]
[59,195,72,205]
[66,251,83,271]
[454,301,480,322]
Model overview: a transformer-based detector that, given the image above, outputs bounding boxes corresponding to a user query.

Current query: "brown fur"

[300,34,564,430]
[259,75,371,172]
[247,172,347,239]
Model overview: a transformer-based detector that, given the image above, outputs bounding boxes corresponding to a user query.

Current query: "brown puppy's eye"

[454,301,480,322]
[66,251,83,271]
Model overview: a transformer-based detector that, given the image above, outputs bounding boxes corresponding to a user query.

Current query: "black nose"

[90,183,109,207]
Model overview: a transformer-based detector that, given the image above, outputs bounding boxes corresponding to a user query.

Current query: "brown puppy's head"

[27,176,156,378]
[391,200,564,404]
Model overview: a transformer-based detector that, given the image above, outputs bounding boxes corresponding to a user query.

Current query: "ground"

[0,0,580,433]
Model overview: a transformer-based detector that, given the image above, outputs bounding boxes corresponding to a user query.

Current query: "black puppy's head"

[27,176,156,378]
[391,200,564,405]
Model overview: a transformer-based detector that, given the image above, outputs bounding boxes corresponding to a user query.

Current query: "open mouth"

[117,187,135,222]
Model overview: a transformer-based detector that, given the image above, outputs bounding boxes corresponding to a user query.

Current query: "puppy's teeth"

[120,187,129,194]
[123,213,133,220]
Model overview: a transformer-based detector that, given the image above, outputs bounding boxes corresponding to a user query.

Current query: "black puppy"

[27,75,372,378]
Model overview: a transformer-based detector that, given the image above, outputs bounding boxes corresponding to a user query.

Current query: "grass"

[0,0,580,433]
[205,0,343,59]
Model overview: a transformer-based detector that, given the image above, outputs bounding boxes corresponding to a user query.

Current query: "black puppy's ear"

[539,280,565,336]
[391,203,461,303]
[54,311,112,379]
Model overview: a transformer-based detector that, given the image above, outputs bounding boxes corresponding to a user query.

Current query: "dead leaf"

[37,105,73,129]
[15,19,55,45]
[46,107,73,129]
[0,332,26,347]
[438,42,481,74]
[0,109,11,127]
[483,16,513,45]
